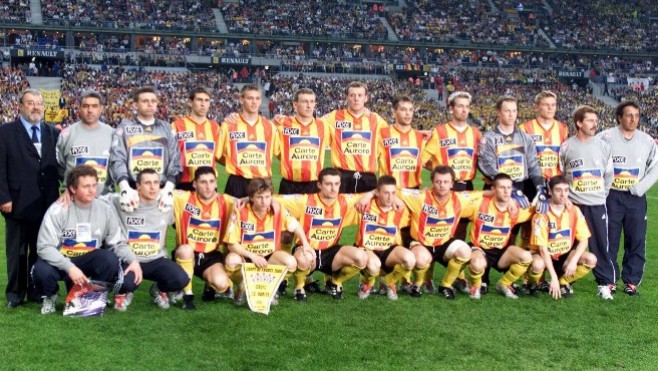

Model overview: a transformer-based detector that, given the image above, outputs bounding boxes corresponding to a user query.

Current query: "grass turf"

[1,153,657,370]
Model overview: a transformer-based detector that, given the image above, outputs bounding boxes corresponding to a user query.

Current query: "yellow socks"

[499,260,531,287]
[332,265,361,285]
[176,258,194,295]
[441,257,469,288]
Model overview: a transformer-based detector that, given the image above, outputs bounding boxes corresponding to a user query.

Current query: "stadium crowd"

[0,0,30,24]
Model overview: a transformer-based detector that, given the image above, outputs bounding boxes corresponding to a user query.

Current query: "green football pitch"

[1,154,657,370]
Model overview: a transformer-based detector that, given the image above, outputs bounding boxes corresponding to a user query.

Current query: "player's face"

[193,173,218,201]
[376,184,397,208]
[70,175,97,204]
[497,101,517,127]
[190,92,211,118]
[293,93,316,120]
[431,172,453,197]
[317,175,341,199]
[240,89,262,115]
[134,92,158,120]
[535,97,557,121]
[577,112,598,137]
[393,101,414,126]
[550,183,570,206]
[250,190,272,213]
[136,173,160,202]
[346,87,368,112]
[19,92,44,124]
[619,106,640,133]
[493,179,513,203]
[450,97,470,123]
[79,97,103,126]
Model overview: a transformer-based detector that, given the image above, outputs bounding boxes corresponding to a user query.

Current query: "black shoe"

[623,283,639,296]
[453,278,470,295]
[524,283,539,297]
[294,289,307,302]
[409,285,422,298]
[278,280,288,297]
[560,284,573,299]
[304,280,326,294]
[182,294,196,310]
[325,280,343,300]
[438,286,456,300]
[609,284,617,295]
[7,300,22,309]
[480,282,489,295]
[202,284,216,302]
[536,281,550,293]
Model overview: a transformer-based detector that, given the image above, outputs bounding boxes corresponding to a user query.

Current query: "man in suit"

[0,88,60,308]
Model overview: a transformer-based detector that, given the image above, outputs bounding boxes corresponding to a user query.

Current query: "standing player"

[467,174,533,299]
[109,87,182,213]
[100,169,189,310]
[322,81,388,193]
[378,96,426,190]
[172,166,235,309]
[355,176,415,301]
[276,88,330,194]
[559,105,614,299]
[597,101,658,295]
[57,90,115,195]
[275,168,368,300]
[223,178,312,305]
[529,175,597,299]
[219,84,279,198]
[172,87,221,191]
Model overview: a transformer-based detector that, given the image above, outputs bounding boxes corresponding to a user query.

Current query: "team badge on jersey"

[61,239,98,258]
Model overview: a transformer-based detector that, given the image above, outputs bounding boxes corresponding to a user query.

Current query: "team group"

[2,80,656,314]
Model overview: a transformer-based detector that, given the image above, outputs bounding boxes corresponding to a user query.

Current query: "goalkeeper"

[109,87,182,214]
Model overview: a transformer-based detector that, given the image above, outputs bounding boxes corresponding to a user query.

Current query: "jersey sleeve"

[530,213,549,248]
[273,194,306,219]
[109,122,130,184]
[398,189,422,215]
[456,191,483,219]
[573,207,592,242]
[164,125,182,184]
[421,128,439,167]
[477,134,498,180]
[223,210,242,246]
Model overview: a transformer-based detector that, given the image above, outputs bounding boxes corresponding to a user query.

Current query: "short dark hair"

[318,167,341,184]
[136,168,159,184]
[495,95,517,111]
[247,178,273,199]
[430,166,455,182]
[293,88,315,102]
[392,96,413,110]
[493,173,513,186]
[132,86,158,102]
[376,175,397,189]
[615,101,640,124]
[193,166,216,181]
[189,87,212,101]
[346,81,368,95]
[240,84,261,97]
[548,175,569,191]
[80,90,104,105]
[573,105,597,128]
[67,165,98,193]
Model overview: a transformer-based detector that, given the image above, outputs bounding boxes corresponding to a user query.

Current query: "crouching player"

[529,175,596,299]
[355,176,415,301]
[467,173,532,299]
[172,166,235,309]
[224,178,312,305]
[101,169,189,311]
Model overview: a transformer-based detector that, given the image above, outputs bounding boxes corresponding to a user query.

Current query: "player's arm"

[477,134,498,180]
[630,136,658,196]
[224,211,267,267]
[421,128,439,169]
[524,135,544,188]
[602,143,614,194]
[563,208,592,277]
[108,121,130,185]
[55,130,67,179]
[36,205,73,272]
[531,214,560,299]
[284,212,313,254]
[272,194,305,219]
[165,127,182,185]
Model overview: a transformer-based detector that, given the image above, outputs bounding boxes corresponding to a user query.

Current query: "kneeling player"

[224,178,312,305]
[529,175,597,299]
[172,167,235,309]
[356,176,415,301]
[467,174,533,299]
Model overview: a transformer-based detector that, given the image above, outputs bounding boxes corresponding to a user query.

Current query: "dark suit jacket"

[0,119,60,221]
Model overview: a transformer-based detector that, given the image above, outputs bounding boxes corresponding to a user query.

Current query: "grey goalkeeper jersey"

[559,136,613,206]
[99,194,174,263]
[37,199,137,272]
[109,117,182,185]
[597,126,658,197]
[478,125,543,187]
[56,121,115,194]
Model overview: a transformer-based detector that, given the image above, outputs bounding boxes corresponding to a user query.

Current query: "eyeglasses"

[22,100,44,107]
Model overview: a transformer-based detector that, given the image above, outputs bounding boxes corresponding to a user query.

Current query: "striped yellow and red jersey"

[469,196,532,249]
[520,119,569,179]
[378,125,426,188]
[355,198,409,250]
[423,122,482,182]
[530,205,590,258]
[172,190,234,253]
[218,114,279,178]
[275,193,360,250]
[172,116,221,183]
[275,115,330,182]
[399,189,481,247]
[224,203,297,256]
[323,109,388,173]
